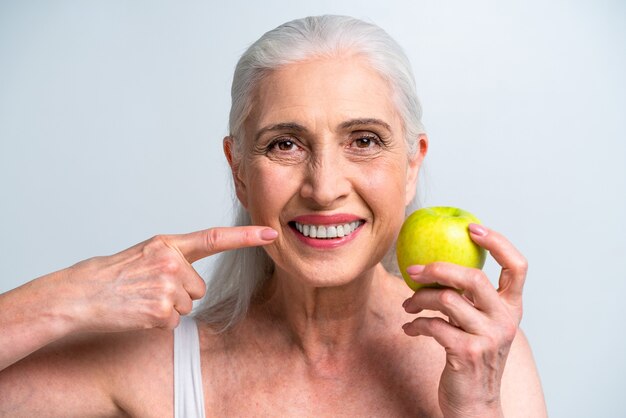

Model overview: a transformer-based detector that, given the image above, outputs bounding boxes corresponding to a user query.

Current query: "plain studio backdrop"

[1,0,624,416]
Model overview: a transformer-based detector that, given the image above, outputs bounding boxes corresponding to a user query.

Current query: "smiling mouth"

[289,221,364,239]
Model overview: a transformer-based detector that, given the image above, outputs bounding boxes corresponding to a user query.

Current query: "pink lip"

[291,213,363,225]
[289,213,365,249]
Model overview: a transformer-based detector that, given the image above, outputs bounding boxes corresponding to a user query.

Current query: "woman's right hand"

[61,226,278,333]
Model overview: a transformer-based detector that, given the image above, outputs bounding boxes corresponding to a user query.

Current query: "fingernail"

[402,298,410,308]
[406,265,425,275]
[468,223,488,237]
[260,228,278,240]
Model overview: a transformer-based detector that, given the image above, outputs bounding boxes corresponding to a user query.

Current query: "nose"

[299,150,351,208]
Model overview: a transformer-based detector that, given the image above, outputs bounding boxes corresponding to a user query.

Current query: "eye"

[265,137,305,160]
[354,137,376,148]
[274,139,297,151]
[349,134,383,150]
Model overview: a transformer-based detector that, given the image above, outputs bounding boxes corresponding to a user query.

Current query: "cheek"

[365,162,408,219]
[244,163,298,222]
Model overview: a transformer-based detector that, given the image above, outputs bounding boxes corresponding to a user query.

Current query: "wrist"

[43,268,80,335]
[0,267,83,369]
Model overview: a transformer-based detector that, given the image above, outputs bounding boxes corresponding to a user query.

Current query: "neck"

[255,264,387,372]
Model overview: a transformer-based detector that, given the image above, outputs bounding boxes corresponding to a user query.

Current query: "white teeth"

[293,221,362,239]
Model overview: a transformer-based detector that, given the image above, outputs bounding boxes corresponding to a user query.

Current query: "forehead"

[246,55,402,135]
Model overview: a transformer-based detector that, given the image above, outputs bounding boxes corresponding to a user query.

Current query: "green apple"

[396,206,486,291]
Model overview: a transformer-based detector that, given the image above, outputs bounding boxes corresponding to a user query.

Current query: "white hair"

[194,15,425,331]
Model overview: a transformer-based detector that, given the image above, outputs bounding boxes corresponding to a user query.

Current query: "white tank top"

[174,316,206,418]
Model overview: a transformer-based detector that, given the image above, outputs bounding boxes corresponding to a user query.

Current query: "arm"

[0,328,172,417]
[0,268,82,371]
[0,226,278,415]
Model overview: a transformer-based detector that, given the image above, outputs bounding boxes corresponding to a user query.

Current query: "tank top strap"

[174,316,206,418]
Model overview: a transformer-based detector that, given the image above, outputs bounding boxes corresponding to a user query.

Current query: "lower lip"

[290,223,364,249]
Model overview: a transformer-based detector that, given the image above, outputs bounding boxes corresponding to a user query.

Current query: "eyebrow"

[339,118,392,132]
[254,118,392,142]
[255,123,308,142]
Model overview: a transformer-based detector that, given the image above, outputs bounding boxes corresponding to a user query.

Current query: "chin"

[271,256,380,289]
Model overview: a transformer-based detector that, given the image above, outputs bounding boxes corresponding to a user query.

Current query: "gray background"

[1,1,624,416]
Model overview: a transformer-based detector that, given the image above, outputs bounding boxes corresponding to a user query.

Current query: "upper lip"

[290,213,365,225]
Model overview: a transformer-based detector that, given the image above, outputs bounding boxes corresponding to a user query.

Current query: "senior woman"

[0,15,546,417]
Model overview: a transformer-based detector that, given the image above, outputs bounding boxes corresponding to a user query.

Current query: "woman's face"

[227,55,426,286]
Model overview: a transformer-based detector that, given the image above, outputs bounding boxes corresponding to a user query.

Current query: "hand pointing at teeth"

[11,226,276,332]
[0,225,278,370]
[62,226,278,333]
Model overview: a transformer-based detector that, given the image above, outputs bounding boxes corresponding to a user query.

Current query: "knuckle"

[512,256,529,276]
[242,229,256,245]
[178,299,193,315]
[428,317,446,333]
[464,339,487,361]
[438,289,458,306]
[191,279,207,299]
[426,262,444,277]
[501,320,518,343]
[204,228,221,252]
[143,234,168,255]
[152,299,173,320]
[468,270,487,289]
[159,278,178,296]
[150,234,168,248]
[160,257,181,275]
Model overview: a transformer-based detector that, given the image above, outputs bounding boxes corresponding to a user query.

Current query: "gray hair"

[194,15,425,330]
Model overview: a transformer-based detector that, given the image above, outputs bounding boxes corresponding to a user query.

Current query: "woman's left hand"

[401,223,527,418]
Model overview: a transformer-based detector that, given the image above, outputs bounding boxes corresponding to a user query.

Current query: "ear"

[223,136,249,208]
[405,134,428,205]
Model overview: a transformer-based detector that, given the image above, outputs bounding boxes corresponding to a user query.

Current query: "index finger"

[168,226,278,263]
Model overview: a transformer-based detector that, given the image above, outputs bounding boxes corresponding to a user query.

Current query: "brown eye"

[355,137,373,148]
[277,140,295,151]
[352,135,383,149]
[345,133,386,157]
[266,138,303,156]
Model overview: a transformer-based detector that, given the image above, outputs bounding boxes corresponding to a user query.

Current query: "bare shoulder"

[0,325,174,418]
[501,328,548,417]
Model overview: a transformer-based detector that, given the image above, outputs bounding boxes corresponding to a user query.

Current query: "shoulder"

[104,325,176,417]
[0,325,174,417]
[501,328,548,417]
